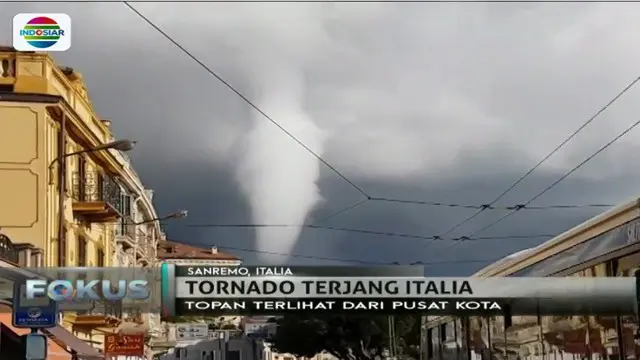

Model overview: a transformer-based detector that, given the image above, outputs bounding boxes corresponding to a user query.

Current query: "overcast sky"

[2,2,640,274]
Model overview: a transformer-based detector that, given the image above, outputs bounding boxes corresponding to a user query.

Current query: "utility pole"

[388,315,397,359]
[419,316,425,360]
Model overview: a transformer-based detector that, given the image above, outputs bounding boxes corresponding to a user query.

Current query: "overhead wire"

[424,74,640,251]
[431,117,640,262]
[123,2,369,199]
[484,75,640,207]
[368,196,613,210]
[185,222,555,242]
[207,244,502,266]
[310,198,370,224]
[123,3,617,227]
[466,117,640,237]
[125,4,640,269]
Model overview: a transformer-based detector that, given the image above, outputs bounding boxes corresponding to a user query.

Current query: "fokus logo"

[26,279,150,302]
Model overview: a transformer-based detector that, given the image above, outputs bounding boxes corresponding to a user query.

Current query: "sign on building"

[176,323,209,341]
[104,334,145,357]
[12,283,57,329]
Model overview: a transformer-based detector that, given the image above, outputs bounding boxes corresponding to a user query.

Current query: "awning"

[43,321,104,359]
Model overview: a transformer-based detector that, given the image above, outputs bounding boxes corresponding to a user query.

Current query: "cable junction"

[186,222,554,243]
[207,243,503,266]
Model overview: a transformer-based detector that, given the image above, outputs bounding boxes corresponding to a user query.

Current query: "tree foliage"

[268,314,421,360]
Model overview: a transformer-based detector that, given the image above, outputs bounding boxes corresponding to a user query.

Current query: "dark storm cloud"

[2,2,640,273]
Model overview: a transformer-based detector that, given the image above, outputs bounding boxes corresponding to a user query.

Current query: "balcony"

[115,216,136,249]
[0,50,16,86]
[71,171,123,222]
[0,234,18,264]
[145,241,157,260]
[136,230,149,264]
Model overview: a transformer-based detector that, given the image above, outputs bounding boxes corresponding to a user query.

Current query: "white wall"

[159,337,264,360]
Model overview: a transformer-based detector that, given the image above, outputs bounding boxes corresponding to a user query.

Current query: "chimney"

[211,246,218,254]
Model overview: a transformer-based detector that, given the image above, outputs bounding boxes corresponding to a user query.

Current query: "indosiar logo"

[13,13,71,51]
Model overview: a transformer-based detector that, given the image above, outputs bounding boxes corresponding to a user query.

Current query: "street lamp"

[53,138,136,266]
[134,210,187,267]
[133,210,188,225]
[48,139,136,183]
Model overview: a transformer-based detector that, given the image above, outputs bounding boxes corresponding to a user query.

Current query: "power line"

[186,222,554,242]
[212,244,501,266]
[1,0,638,2]
[486,75,640,207]
[466,117,640,237]
[311,198,370,224]
[430,117,640,261]
[125,3,626,226]
[124,2,369,199]
[369,196,612,210]
[429,74,640,247]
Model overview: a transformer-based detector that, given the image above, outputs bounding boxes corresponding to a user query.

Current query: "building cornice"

[0,92,62,103]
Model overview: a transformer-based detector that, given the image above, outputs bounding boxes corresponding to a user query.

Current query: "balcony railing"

[0,52,16,81]
[135,229,146,257]
[71,171,123,222]
[145,241,157,259]
[0,234,18,264]
[116,216,137,244]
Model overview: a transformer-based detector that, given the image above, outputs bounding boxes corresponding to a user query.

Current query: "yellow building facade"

[0,47,127,267]
[0,47,163,353]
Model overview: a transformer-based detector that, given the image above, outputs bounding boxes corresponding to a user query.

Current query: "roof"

[473,247,537,276]
[157,240,240,261]
[484,196,640,277]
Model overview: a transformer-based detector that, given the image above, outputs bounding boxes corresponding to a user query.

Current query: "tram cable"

[426,74,640,249]
[432,117,640,261]
[124,3,618,224]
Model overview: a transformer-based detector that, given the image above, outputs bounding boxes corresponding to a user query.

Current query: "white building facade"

[263,344,339,360]
[108,147,164,359]
[111,149,163,269]
[159,337,263,360]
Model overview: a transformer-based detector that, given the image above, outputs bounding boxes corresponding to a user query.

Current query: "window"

[121,194,132,216]
[455,318,469,360]
[533,344,541,356]
[78,236,87,266]
[59,226,67,266]
[227,350,241,360]
[512,219,640,276]
[612,255,639,360]
[77,155,86,200]
[97,248,104,267]
[427,328,434,359]
[431,326,441,360]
